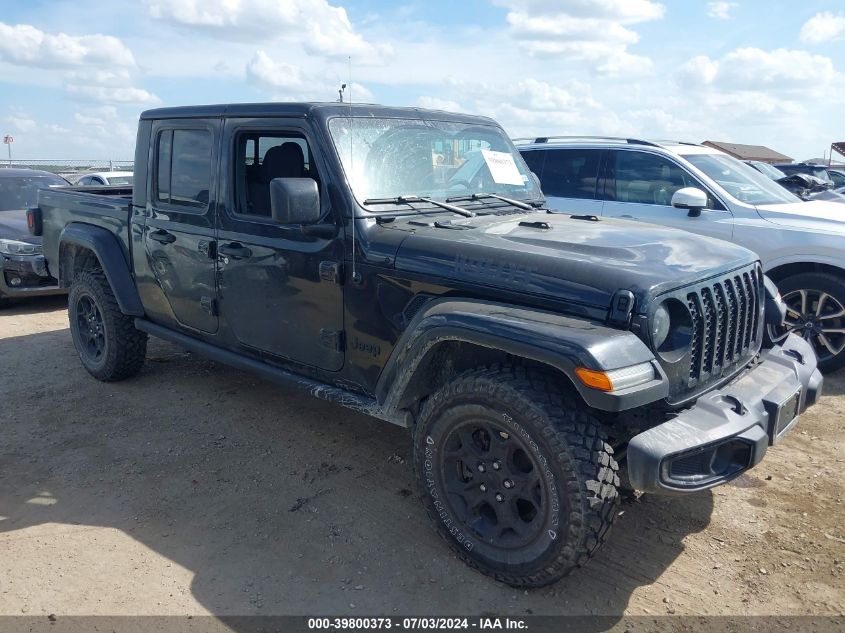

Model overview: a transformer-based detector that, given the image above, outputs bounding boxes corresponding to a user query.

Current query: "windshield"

[0,175,68,212]
[750,161,786,180]
[684,153,799,205]
[107,175,133,185]
[327,117,541,208]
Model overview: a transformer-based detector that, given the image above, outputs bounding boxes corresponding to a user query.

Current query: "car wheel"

[768,273,845,373]
[412,365,619,587]
[68,269,147,381]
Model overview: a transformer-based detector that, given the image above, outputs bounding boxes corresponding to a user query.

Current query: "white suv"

[518,137,845,372]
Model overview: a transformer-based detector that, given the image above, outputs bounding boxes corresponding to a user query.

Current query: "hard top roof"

[140,102,498,127]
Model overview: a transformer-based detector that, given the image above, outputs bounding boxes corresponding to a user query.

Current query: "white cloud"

[706,2,737,20]
[0,23,135,68]
[677,55,719,85]
[676,48,840,94]
[63,69,161,105]
[496,0,664,23]
[496,0,662,75]
[246,50,305,91]
[148,0,391,61]
[65,85,161,105]
[416,97,462,112]
[5,115,37,133]
[246,50,373,102]
[800,11,845,44]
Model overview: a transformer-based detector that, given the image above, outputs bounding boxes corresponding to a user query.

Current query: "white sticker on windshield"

[481,150,524,186]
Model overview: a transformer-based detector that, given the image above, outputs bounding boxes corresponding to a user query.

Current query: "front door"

[600,149,734,242]
[145,120,220,333]
[215,119,344,371]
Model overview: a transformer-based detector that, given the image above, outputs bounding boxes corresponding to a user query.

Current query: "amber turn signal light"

[574,367,614,392]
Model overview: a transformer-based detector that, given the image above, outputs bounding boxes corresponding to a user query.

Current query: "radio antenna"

[348,55,361,284]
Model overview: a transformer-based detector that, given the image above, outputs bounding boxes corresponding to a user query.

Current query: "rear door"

[600,149,734,242]
[523,147,604,215]
[215,118,344,371]
[144,119,220,333]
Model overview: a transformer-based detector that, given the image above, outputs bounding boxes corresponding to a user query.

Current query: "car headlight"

[651,299,693,363]
[0,239,42,256]
[651,303,671,349]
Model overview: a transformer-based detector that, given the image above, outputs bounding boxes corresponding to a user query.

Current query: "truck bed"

[38,186,134,281]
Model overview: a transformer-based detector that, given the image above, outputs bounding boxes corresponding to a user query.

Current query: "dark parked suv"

[773,162,834,184]
[0,168,67,306]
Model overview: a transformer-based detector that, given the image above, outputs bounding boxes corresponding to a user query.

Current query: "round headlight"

[652,299,693,363]
[651,303,671,349]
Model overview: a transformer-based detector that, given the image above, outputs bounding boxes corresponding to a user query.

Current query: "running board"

[133,319,410,428]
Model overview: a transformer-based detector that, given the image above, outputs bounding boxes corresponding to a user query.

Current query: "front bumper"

[627,334,823,493]
[0,253,65,298]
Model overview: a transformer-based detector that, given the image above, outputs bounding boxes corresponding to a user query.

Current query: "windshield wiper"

[445,192,537,211]
[363,195,474,217]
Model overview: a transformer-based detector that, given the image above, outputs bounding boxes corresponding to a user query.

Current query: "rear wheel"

[769,273,845,373]
[68,269,147,381]
[413,365,619,587]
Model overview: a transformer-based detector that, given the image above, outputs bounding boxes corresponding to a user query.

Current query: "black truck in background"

[31,102,822,586]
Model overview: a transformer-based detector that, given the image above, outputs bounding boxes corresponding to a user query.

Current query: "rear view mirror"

[671,187,708,218]
[269,178,321,224]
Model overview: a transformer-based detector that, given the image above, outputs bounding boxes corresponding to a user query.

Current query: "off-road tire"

[773,273,845,373]
[412,365,619,587]
[68,269,147,381]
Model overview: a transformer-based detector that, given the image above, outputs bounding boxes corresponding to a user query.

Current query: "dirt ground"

[1,296,843,620]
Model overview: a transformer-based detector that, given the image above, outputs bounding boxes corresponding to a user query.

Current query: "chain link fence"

[1,159,134,180]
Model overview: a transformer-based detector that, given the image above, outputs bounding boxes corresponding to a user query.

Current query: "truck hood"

[756,200,845,233]
[0,209,40,244]
[392,212,756,312]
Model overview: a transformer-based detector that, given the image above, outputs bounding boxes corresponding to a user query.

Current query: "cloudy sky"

[1,0,843,161]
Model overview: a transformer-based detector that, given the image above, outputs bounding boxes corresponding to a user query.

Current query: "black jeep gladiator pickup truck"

[31,102,823,587]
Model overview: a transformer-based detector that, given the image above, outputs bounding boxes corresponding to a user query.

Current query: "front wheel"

[768,273,845,373]
[412,365,619,587]
[68,269,148,381]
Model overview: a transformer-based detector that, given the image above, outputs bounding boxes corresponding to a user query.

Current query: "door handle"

[149,229,176,244]
[218,242,252,260]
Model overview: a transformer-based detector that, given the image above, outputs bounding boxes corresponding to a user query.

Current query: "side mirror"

[671,187,708,218]
[269,178,321,224]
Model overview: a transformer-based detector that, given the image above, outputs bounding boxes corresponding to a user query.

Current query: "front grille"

[685,265,763,387]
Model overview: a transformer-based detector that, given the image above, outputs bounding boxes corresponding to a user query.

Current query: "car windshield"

[751,162,787,180]
[684,153,799,205]
[107,175,133,185]
[0,175,68,212]
[327,116,540,209]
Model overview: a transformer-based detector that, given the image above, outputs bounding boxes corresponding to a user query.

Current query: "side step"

[133,319,410,428]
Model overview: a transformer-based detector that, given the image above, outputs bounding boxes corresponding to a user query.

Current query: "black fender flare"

[376,298,667,416]
[59,223,144,316]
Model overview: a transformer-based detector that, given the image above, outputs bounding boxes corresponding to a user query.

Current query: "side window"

[233,131,318,218]
[79,176,91,185]
[609,151,693,206]
[520,150,546,180]
[155,128,212,207]
[539,149,600,199]
[92,177,104,185]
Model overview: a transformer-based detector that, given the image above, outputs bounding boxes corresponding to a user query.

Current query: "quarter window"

[539,149,600,200]
[156,129,212,207]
